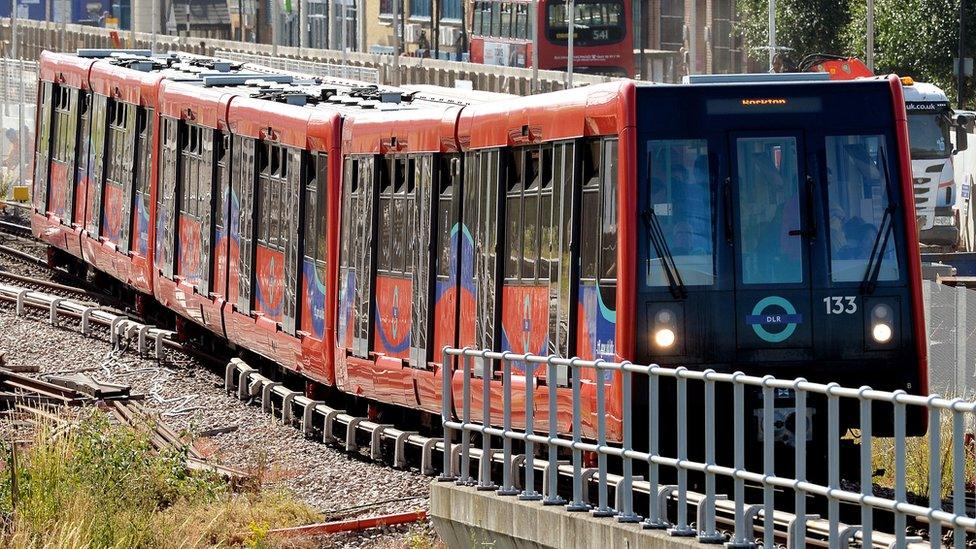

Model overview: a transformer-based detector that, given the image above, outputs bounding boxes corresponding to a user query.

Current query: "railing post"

[952,402,965,549]
[566,358,590,511]
[438,347,456,481]
[520,356,542,501]
[927,396,942,546]
[827,383,840,548]
[668,367,693,536]
[543,355,565,505]
[477,351,498,491]
[792,379,808,549]
[497,351,519,495]
[761,376,775,549]
[591,359,615,517]
[894,392,908,548]
[727,372,754,548]
[617,362,640,523]
[698,370,722,542]
[858,387,872,548]
[457,350,474,485]
[644,365,668,529]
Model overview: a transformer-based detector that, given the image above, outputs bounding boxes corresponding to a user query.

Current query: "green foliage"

[844,0,976,107]
[0,412,319,548]
[737,0,855,67]
[737,0,976,107]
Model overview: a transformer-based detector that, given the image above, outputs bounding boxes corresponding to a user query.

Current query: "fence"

[440,347,975,548]
[214,50,380,84]
[925,279,976,399]
[0,58,36,201]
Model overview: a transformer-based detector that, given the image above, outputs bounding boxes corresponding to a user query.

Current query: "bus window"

[645,139,714,286]
[514,3,529,39]
[545,0,625,46]
[500,3,513,37]
[825,135,900,283]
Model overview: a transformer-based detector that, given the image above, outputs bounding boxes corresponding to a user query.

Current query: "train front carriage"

[633,74,926,448]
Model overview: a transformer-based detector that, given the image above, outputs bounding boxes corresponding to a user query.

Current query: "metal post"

[151,0,157,53]
[592,360,614,517]
[729,373,750,546]
[299,0,308,51]
[520,357,541,501]
[565,0,574,88]
[959,0,967,107]
[687,0,696,75]
[866,0,874,72]
[894,396,907,548]
[477,353,497,491]
[767,0,776,69]
[617,363,639,523]
[498,352,518,495]
[669,368,693,535]
[393,0,401,86]
[928,400,942,545]
[643,367,667,528]
[858,388,873,549]
[10,0,17,61]
[531,0,539,93]
[566,358,589,511]
[762,379,774,549]
[634,0,643,78]
[438,348,456,481]
[457,352,473,484]
[698,370,722,542]
[16,58,23,192]
[793,381,808,548]
[827,385,840,547]
[543,356,564,505]
[273,0,280,55]
[340,0,347,78]
[952,405,965,549]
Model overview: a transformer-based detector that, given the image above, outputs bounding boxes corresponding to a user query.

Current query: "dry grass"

[869,411,976,500]
[0,411,320,548]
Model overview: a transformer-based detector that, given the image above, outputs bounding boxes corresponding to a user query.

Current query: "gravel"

[0,230,440,547]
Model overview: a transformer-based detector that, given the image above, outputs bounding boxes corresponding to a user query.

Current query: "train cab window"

[645,139,714,286]
[736,137,803,285]
[824,135,900,283]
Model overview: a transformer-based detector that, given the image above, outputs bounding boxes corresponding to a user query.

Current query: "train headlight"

[653,309,677,349]
[872,323,893,343]
[870,304,894,344]
[654,328,676,348]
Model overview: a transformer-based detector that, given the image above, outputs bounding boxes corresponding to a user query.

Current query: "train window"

[736,136,803,284]
[645,139,714,286]
[600,140,617,280]
[133,108,154,255]
[378,158,394,273]
[436,156,456,279]
[824,135,900,283]
[255,142,291,253]
[505,150,524,279]
[580,141,601,280]
[522,149,540,279]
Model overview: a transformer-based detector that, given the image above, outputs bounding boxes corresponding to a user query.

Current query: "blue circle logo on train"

[746,296,803,343]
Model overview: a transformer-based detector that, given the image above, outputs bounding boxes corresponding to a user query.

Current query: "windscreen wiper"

[640,206,687,299]
[861,146,898,294]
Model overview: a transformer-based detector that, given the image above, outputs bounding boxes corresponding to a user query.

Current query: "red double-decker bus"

[469,0,634,77]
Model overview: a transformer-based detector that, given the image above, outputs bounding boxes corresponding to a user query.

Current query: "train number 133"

[823,296,857,314]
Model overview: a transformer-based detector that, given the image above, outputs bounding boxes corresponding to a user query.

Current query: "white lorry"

[903,78,976,251]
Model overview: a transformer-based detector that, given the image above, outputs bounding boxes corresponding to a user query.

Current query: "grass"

[0,411,320,548]
[869,410,976,500]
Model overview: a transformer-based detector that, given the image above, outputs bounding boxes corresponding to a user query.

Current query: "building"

[640,0,750,76]
[166,0,233,39]
[366,0,466,59]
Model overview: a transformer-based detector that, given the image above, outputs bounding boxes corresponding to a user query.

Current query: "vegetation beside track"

[0,411,320,548]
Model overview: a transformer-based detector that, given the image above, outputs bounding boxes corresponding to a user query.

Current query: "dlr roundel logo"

[746,296,803,343]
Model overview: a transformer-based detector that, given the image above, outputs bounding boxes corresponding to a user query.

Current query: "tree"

[737,0,855,68]
[844,0,976,107]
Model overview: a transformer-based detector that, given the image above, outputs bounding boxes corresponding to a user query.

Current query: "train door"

[729,132,816,359]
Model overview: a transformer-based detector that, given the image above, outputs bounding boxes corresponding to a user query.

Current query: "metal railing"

[439,347,976,548]
[214,50,381,84]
